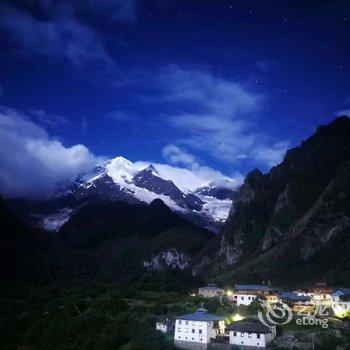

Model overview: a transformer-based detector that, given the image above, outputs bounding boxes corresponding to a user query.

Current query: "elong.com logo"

[257,300,329,329]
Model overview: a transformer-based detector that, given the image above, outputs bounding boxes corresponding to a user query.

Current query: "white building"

[227,319,276,348]
[331,288,350,318]
[232,284,274,306]
[198,284,224,298]
[174,308,225,346]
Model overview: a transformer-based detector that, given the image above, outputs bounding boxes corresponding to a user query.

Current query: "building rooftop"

[175,308,224,321]
[332,288,350,296]
[226,319,271,334]
[199,285,224,291]
[278,292,311,302]
[234,284,272,292]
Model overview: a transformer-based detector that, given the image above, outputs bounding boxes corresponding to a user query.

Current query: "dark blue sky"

[0,0,350,197]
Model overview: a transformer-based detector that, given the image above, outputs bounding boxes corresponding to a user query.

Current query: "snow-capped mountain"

[45,156,238,231]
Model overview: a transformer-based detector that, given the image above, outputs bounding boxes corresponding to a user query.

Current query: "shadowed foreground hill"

[0,196,50,283]
[54,199,213,281]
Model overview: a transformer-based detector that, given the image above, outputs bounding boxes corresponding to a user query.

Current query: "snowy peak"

[195,184,237,200]
[106,156,135,183]
[52,155,237,231]
[145,164,159,176]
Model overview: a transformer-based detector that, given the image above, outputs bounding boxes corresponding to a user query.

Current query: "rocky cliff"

[196,116,350,286]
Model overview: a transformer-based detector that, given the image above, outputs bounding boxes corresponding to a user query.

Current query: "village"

[155,283,350,349]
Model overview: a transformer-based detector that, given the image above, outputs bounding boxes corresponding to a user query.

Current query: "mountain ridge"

[195,116,350,286]
[9,156,237,232]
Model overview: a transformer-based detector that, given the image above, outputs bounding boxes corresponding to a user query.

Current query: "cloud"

[0,106,104,198]
[162,144,200,170]
[134,160,242,192]
[29,109,71,127]
[253,141,290,167]
[337,96,350,116]
[0,105,241,199]
[147,65,289,168]
[337,109,350,116]
[0,1,137,66]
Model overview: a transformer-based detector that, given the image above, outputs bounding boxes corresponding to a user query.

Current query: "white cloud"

[162,144,200,170]
[0,106,104,198]
[0,2,117,66]
[337,109,350,116]
[150,65,289,168]
[29,109,70,127]
[134,160,242,192]
[253,141,290,167]
[0,106,242,199]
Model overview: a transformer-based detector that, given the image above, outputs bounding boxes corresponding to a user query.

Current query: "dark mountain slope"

[195,116,350,285]
[215,161,350,287]
[0,195,50,283]
[55,199,213,281]
[59,199,193,247]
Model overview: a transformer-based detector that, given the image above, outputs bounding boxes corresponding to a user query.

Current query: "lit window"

[241,333,244,337]
[178,328,181,332]
[248,333,252,338]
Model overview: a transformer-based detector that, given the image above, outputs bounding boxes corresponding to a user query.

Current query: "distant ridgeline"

[1,116,350,288]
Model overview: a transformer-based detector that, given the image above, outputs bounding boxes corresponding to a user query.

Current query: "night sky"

[0,0,350,198]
